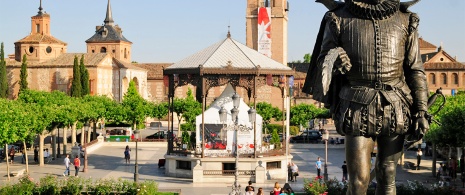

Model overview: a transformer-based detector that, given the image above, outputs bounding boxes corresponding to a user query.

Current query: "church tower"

[86,0,132,63]
[246,0,288,64]
[14,0,67,62]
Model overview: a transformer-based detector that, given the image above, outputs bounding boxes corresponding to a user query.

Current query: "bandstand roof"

[164,35,293,75]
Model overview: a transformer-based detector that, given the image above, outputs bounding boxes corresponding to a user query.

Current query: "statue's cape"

[301,13,345,111]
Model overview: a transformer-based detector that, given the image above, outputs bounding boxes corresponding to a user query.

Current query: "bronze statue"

[302,0,429,194]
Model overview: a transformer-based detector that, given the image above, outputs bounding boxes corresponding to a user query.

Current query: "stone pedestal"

[255,161,266,184]
[193,160,203,183]
[71,143,80,159]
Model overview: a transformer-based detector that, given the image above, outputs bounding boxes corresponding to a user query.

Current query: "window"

[176,160,191,170]
[440,58,444,62]
[28,46,34,53]
[223,163,235,171]
[100,47,107,53]
[441,73,447,85]
[112,49,116,53]
[36,24,40,33]
[452,73,458,85]
[46,46,52,53]
[124,48,127,59]
[429,73,436,85]
[92,50,95,53]
[266,161,281,169]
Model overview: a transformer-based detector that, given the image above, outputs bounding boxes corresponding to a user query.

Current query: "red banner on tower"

[258,7,271,58]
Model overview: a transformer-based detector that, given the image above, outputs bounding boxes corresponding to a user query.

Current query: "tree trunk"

[51,128,57,159]
[92,121,97,140]
[23,141,29,173]
[87,126,91,143]
[80,127,84,145]
[39,133,45,166]
[72,122,77,145]
[432,142,437,177]
[5,144,10,181]
[63,126,68,155]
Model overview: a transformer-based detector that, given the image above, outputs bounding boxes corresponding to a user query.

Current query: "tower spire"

[104,0,114,26]
[38,0,44,15]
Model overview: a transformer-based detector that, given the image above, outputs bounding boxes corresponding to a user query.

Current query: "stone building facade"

[420,38,465,95]
[6,0,148,101]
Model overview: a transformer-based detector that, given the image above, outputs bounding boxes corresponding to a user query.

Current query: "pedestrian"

[244,180,254,194]
[273,182,281,195]
[416,148,423,170]
[342,161,348,182]
[437,163,444,179]
[9,147,15,164]
[257,187,264,195]
[316,157,322,179]
[33,146,39,163]
[278,188,288,195]
[73,155,81,176]
[63,154,71,176]
[287,162,293,181]
[44,148,50,162]
[124,145,131,165]
[290,162,299,182]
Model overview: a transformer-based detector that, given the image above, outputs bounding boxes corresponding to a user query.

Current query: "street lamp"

[218,92,255,195]
[247,107,256,158]
[83,122,89,173]
[134,129,140,183]
[323,129,329,181]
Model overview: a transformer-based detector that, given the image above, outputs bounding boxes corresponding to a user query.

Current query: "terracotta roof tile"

[133,63,173,79]
[419,38,436,49]
[15,34,67,45]
[113,58,147,71]
[6,53,107,67]
[288,63,310,79]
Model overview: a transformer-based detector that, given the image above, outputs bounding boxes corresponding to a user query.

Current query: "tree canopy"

[70,56,82,97]
[0,42,8,98]
[19,54,28,94]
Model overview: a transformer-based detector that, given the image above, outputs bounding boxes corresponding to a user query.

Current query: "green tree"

[0,42,8,98]
[19,54,28,94]
[173,88,202,134]
[122,80,149,130]
[303,53,312,63]
[83,95,116,140]
[70,56,82,97]
[290,103,320,127]
[149,102,168,131]
[256,102,282,134]
[80,55,90,96]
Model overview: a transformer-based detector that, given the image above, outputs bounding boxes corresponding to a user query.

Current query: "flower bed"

[0,175,173,195]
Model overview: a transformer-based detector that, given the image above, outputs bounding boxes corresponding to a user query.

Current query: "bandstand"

[163,33,295,184]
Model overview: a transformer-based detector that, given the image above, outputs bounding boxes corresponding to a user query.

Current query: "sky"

[1,0,464,63]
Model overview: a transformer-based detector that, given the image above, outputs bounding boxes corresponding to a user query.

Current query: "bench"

[10,169,25,177]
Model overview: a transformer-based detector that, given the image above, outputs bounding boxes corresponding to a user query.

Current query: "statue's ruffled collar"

[346,0,400,20]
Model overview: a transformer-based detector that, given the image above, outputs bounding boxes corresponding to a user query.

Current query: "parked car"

[145,131,166,139]
[290,130,322,143]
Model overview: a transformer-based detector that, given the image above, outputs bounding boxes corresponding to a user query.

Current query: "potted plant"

[181,130,190,150]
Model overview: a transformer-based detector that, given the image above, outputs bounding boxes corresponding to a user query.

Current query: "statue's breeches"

[334,90,411,137]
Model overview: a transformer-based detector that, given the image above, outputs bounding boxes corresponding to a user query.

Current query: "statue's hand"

[412,111,430,140]
[333,47,352,75]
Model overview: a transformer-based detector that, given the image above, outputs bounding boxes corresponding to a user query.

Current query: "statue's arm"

[403,13,428,115]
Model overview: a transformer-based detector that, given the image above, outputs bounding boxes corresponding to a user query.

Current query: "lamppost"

[134,129,140,183]
[218,93,255,195]
[323,129,329,181]
[83,122,89,173]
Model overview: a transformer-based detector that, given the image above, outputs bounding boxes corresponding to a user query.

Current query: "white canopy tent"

[195,84,263,156]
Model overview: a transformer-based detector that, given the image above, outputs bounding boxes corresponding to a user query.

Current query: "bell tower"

[85,0,132,63]
[14,0,67,62]
[246,0,288,64]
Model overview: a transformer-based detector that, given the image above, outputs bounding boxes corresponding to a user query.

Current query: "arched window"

[429,73,436,85]
[441,73,447,85]
[100,47,107,53]
[124,48,127,59]
[452,73,458,85]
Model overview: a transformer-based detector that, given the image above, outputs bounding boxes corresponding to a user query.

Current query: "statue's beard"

[346,0,400,20]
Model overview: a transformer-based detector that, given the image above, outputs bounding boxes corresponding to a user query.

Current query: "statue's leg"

[375,134,405,195]
[345,135,375,195]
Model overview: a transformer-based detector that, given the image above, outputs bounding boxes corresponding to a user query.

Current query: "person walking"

[244,180,254,194]
[33,146,39,163]
[9,147,15,164]
[73,155,81,177]
[342,161,348,182]
[460,154,465,174]
[124,145,131,165]
[316,157,322,179]
[63,154,71,176]
[416,148,423,170]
